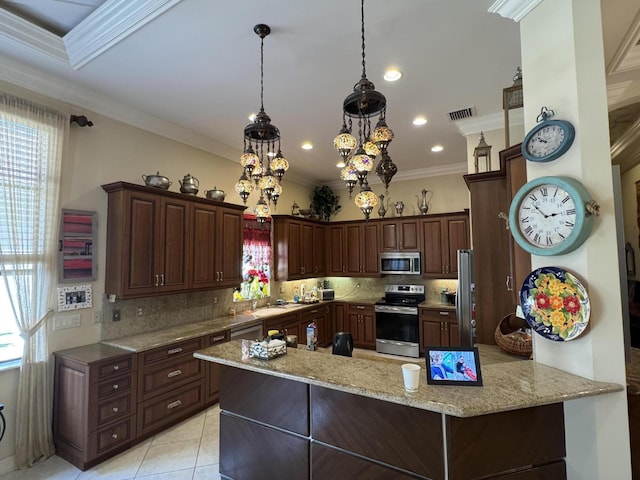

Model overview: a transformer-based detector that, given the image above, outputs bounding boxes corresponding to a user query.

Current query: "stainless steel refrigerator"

[456,249,475,346]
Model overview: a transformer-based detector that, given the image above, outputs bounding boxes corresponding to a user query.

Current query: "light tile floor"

[0,405,221,480]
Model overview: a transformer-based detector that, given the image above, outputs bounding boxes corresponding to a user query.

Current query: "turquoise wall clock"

[521,107,575,163]
[509,176,599,256]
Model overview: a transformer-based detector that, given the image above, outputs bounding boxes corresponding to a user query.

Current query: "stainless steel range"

[375,284,425,358]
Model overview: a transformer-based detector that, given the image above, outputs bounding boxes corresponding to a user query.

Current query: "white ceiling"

[0,0,639,185]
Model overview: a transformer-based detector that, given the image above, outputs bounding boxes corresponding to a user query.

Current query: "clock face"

[525,124,566,158]
[517,183,577,249]
[521,119,575,163]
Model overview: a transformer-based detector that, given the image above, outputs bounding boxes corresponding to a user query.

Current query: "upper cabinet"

[102,182,245,299]
[273,216,326,281]
[379,219,421,252]
[58,209,97,283]
[421,213,470,278]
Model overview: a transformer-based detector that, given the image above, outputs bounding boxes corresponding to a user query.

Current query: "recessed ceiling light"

[413,116,427,126]
[383,69,403,82]
[301,142,313,150]
[431,145,444,152]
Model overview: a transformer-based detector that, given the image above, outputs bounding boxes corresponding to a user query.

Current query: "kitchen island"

[195,341,622,480]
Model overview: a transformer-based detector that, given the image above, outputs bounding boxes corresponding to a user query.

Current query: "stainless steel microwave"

[379,252,421,275]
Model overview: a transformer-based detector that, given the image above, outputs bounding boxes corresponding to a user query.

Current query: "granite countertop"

[194,341,623,418]
[101,301,335,352]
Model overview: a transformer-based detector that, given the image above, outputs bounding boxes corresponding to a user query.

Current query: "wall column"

[494,0,632,478]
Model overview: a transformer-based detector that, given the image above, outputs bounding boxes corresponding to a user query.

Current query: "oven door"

[375,305,419,343]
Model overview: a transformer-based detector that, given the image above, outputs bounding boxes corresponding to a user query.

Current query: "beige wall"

[331,173,470,222]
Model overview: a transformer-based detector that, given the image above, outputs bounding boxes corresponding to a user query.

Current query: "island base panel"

[219,412,309,480]
[312,442,424,479]
[220,365,309,436]
[446,403,565,480]
[310,384,444,479]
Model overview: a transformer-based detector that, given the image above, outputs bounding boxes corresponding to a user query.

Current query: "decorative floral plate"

[519,266,590,342]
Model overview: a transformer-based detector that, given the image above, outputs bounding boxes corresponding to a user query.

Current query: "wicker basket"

[494,314,532,357]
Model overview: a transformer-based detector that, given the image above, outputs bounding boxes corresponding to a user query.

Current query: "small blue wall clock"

[521,107,575,163]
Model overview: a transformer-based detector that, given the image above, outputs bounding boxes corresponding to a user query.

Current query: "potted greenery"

[310,185,341,221]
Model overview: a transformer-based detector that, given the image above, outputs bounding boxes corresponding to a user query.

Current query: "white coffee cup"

[401,363,421,392]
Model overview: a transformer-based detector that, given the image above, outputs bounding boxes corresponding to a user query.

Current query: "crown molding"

[454,109,523,137]
[606,8,640,76]
[610,112,640,161]
[488,0,542,22]
[64,0,185,70]
[0,8,67,63]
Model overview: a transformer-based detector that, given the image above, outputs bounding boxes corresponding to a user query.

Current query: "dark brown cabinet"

[422,212,470,278]
[343,223,380,277]
[205,330,230,404]
[347,303,375,348]
[464,144,530,344]
[379,219,421,251]
[273,216,326,280]
[137,337,205,438]
[190,204,243,289]
[53,344,138,471]
[102,182,244,299]
[301,305,331,347]
[327,224,346,275]
[420,308,459,351]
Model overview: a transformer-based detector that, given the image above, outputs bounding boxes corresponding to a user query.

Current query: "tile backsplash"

[100,276,458,341]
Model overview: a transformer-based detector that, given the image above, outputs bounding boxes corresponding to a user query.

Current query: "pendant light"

[334,0,397,218]
[236,24,288,224]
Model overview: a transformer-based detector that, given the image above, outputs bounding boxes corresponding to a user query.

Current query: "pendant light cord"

[260,35,265,111]
[360,0,366,78]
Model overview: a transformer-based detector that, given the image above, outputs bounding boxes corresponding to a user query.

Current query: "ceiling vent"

[448,107,474,121]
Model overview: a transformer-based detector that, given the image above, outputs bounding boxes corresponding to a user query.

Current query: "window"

[236,215,271,301]
[0,104,61,364]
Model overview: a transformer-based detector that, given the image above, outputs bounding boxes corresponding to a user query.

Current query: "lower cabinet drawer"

[89,416,135,457]
[93,373,134,400]
[92,393,135,430]
[137,381,204,438]
[139,357,204,401]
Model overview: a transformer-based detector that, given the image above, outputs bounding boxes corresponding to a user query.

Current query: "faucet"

[252,300,258,311]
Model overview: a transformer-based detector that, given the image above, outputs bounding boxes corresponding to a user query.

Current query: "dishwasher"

[230,323,263,341]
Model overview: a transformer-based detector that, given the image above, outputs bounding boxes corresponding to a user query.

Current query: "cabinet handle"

[154,274,159,287]
[212,335,225,342]
[220,271,224,281]
[113,365,119,371]
[112,384,119,390]
[441,265,445,273]
[167,369,182,378]
[167,400,182,410]
[506,275,512,292]
[160,273,165,286]
[167,347,183,355]
[439,311,450,316]
[111,433,118,439]
[112,407,119,413]
[356,305,365,310]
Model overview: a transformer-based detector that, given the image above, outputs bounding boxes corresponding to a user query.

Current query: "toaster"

[319,289,335,301]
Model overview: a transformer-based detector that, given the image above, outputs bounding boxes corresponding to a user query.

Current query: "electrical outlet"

[213,297,218,304]
[280,286,285,294]
[113,309,121,321]
[93,311,102,323]
[54,314,81,330]
[137,307,144,316]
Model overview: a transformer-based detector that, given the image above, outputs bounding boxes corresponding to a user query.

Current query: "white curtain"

[0,92,66,467]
